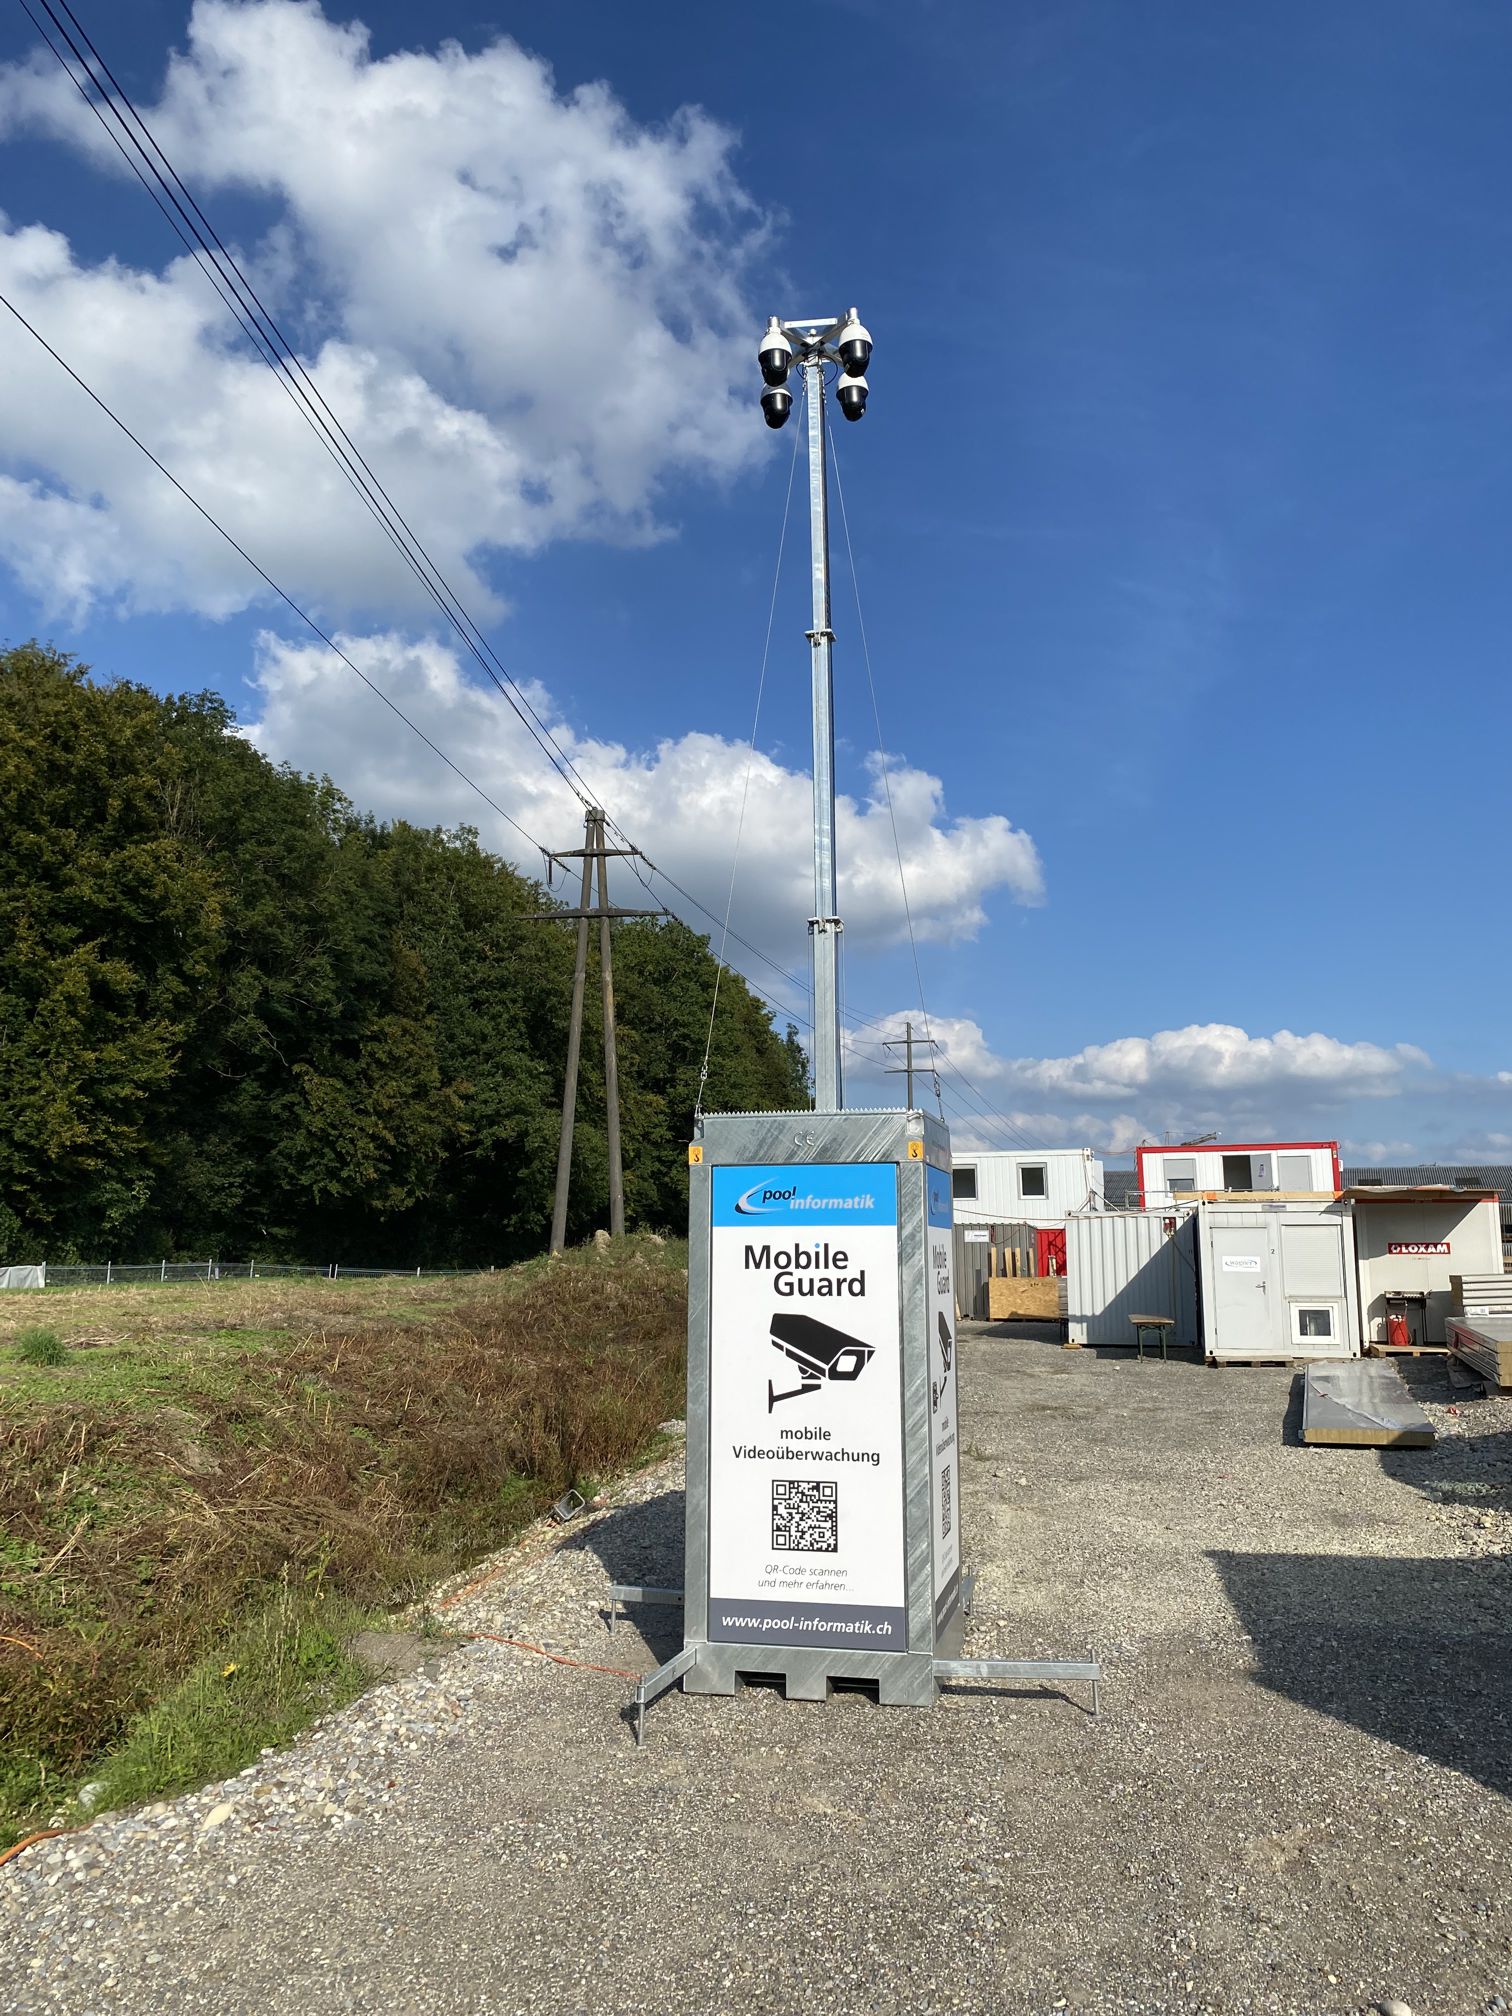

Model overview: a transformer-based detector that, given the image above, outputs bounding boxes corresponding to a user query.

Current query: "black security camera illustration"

[933,1311,953,1415]
[767,1313,875,1412]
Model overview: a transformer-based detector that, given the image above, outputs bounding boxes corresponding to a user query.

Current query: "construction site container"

[1347,1187,1503,1347]
[1197,1202,1360,1362]
[1064,1209,1199,1350]
[1137,1140,1340,1208]
[950,1148,1104,1229]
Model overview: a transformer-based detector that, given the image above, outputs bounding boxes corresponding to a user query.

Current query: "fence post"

[161,1260,166,1282]
[106,1260,112,1285]
[249,1259,255,1280]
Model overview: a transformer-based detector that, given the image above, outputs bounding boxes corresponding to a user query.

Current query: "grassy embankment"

[0,1238,687,1849]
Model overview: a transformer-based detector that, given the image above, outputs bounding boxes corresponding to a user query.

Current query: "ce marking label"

[791,1130,817,1147]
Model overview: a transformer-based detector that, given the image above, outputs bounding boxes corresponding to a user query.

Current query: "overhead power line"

[23,0,602,819]
[16,1,1056,1144]
[826,417,943,1118]
[0,285,549,863]
[21,0,840,1020]
[3,269,1046,1157]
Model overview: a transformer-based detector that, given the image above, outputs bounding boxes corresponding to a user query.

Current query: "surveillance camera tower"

[614,301,1102,1743]
[750,308,873,1112]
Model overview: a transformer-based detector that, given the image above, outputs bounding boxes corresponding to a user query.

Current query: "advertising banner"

[707,1163,905,1649]
[925,1162,960,1619]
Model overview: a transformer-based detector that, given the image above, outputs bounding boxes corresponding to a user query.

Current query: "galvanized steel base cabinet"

[628,1107,1099,1739]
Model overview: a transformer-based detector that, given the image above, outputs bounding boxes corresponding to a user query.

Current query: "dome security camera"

[835,308,872,377]
[760,382,793,428]
[836,371,868,421]
[758,315,793,387]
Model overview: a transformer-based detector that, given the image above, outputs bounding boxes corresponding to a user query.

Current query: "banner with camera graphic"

[706,1162,905,1649]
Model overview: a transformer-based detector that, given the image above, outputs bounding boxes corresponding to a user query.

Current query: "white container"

[1065,1210,1198,1349]
[1138,1140,1339,1208]
[950,1148,1104,1229]
[1197,1202,1360,1362]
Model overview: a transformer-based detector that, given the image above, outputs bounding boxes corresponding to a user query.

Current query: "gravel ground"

[3,1330,1510,2016]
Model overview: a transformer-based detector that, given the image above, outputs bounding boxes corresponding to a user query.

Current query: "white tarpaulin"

[0,1265,45,1290]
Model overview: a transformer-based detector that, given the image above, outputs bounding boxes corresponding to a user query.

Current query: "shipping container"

[1064,1209,1199,1350]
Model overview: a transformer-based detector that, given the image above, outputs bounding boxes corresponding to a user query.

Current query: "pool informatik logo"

[735,1179,877,1216]
[712,1164,896,1233]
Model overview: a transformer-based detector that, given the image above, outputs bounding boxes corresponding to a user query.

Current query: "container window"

[1222,1154,1254,1191]
[1277,1154,1313,1191]
[1294,1306,1335,1340]
[1019,1164,1047,1199]
[951,1167,978,1200]
[1166,1159,1197,1192]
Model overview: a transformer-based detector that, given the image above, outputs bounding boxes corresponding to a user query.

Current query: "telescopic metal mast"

[756,307,872,1113]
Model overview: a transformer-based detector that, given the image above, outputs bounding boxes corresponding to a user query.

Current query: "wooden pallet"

[1365,1342,1449,1359]
[1206,1356,1295,1369]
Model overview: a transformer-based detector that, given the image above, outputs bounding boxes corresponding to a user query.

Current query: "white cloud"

[0,2,763,617]
[1006,1024,1430,1102]
[243,629,1043,960]
[840,1014,1436,1154]
[1339,1139,1421,1165]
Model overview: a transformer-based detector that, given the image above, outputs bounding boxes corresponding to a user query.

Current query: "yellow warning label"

[906,1139,924,1160]
[688,1143,704,1165]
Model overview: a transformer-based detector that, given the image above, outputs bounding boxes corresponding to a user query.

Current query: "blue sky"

[1,0,1509,1163]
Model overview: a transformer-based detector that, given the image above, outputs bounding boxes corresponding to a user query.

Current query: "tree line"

[0,643,810,1264]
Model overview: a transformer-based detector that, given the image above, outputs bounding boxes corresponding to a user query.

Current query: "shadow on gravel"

[560,1488,686,1655]
[1211,1549,1512,1799]
[1280,1375,1304,1447]
[1380,1422,1512,1511]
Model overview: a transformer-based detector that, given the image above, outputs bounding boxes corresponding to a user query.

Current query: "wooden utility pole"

[526,809,659,1253]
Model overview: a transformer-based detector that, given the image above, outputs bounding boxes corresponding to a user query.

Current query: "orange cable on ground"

[0,1635,43,1661]
[468,1633,640,1681]
[0,1829,68,1871]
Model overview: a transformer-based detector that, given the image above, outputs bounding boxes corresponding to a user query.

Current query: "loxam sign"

[1387,1240,1451,1256]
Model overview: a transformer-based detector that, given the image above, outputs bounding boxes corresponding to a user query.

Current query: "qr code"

[771,1478,838,1553]
[940,1462,953,1539]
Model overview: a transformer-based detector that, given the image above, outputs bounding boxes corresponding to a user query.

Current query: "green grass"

[0,1330,285,1408]
[0,1235,689,1850]
[14,1326,67,1367]
[78,1586,376,1824]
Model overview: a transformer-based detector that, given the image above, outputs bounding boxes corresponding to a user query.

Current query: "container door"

[1278,1220,1352,1359]
[1210,1227,1272,1357]
[1036,1227,1067,1277]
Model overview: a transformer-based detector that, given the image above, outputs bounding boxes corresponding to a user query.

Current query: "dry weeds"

[0,1241,687,1786]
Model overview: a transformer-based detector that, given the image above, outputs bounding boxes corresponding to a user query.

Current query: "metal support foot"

[631,1644,699,1745]
[607,1584,683,1635]
[934,1655,1102,1717]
